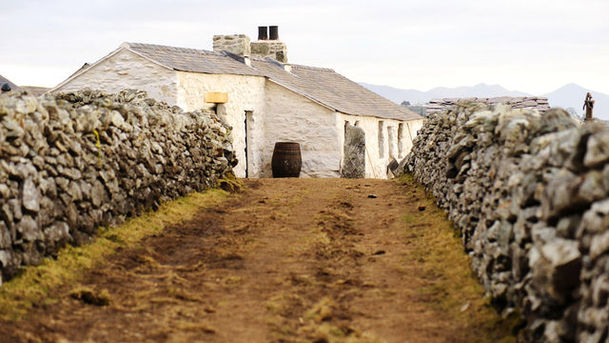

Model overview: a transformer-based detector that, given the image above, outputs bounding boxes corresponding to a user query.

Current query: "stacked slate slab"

[425,97,550,117]
[405,101,609,342]
[0,89,236,283]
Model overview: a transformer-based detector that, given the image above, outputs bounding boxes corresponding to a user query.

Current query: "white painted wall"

[176,72,266,178]
[54,49,178,105]
[262,81,340,178]
[402,119,425,161]
[337,113,425,179]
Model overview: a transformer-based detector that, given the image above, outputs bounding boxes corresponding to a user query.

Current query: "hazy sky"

[1,0,608,95]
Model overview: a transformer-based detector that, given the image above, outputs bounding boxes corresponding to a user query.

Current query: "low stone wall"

[0,89,236,283]
[405,102,609,342]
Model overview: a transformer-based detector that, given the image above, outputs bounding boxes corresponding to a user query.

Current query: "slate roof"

[92,43,422,121]
[126,43,265,77]
[250,58,422,121]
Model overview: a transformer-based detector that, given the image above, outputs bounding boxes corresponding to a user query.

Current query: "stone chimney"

[250,25,288,63]
[213,34,251,56]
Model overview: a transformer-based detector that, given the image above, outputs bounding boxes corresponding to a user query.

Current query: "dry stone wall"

[405,102,609,342]
[0,89,236,283]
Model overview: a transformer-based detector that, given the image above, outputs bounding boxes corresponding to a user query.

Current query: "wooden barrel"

[271,142,302,178]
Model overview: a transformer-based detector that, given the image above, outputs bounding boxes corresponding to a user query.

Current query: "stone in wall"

[213,34,251,56]
[342,124,365,178]
[0,89,236,283]
[251,40,288,63]
[405,100,609,342]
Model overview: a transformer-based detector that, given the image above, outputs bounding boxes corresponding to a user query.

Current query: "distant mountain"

[543,83,609,120]
[360,82,609,120]
[359,82,530,105]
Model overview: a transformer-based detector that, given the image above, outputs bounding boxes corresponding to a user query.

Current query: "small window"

[398,123,404,158]
[378,121,384,158]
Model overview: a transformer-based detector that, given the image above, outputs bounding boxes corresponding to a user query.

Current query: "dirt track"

[1,178,515,342]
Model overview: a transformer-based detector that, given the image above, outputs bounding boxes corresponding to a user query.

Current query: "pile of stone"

[0,89,236,283]
[405,101,609,342]
[425,97,550,117]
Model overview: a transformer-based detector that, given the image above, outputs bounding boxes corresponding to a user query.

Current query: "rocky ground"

[0,178,517,342]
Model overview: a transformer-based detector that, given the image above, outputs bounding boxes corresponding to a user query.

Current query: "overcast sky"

[1,0,608,95]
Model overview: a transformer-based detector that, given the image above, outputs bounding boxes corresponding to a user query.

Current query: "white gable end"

[53,49,178,105]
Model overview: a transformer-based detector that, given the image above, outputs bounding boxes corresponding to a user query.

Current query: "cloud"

[1,0,608,93]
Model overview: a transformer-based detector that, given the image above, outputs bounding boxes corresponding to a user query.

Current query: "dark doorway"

[244,111,253,178]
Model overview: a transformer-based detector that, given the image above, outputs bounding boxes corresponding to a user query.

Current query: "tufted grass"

[0,188,229,321]
[398,174,521,342]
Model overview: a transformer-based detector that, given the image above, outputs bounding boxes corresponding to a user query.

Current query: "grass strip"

[398,175,521,343]
[0,189,229,320]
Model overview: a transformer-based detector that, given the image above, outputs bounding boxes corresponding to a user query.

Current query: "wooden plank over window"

[205,92,228,104]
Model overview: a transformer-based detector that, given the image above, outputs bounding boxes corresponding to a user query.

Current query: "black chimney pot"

[258,26,268,40]
[269,26,279,40]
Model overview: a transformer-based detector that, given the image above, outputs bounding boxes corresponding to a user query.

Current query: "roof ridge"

[125,43,336,73]
[124,42,222,56]
[249,57,334,72]
[290,64,334,72]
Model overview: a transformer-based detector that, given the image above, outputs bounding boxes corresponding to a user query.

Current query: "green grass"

[0,189,229,320]
[397,175,521,342]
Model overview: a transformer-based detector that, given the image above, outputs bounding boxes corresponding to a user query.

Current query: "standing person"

[1,83,11,94]
[583,92,595,121]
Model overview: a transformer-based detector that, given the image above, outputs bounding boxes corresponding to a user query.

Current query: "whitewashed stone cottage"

[51,27,424,178]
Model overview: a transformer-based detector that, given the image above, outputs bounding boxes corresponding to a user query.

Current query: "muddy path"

[0,179,515,342]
